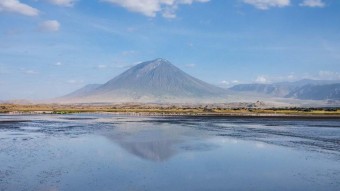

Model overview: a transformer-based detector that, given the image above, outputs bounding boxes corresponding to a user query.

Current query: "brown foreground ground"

[1,103,340,118]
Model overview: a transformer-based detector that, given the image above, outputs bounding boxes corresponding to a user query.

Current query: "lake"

[0,114,340,191]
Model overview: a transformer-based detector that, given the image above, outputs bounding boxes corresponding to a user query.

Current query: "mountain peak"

[131,58,177,75]
[154,58,170,63]
[61,59,228,103]
[143,58,172,68]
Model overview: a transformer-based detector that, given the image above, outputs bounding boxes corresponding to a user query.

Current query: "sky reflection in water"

[0,114,340,191]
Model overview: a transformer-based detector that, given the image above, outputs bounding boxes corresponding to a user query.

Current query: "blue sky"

[0,0,340,100]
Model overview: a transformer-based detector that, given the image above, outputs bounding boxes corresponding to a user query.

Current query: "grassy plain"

[1,103,340,117]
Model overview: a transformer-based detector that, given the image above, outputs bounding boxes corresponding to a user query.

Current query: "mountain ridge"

[229,80,340,100]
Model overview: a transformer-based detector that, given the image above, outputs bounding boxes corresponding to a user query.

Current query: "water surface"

[0,114,340,191]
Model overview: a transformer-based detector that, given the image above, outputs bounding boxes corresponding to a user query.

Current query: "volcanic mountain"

[60,59,228,103]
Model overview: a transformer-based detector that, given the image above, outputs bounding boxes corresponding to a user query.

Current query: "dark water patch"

[264,124,281,126]
[8,133,27,136]
[289,140,340,153]
[0,120,31,124]
[0,121,31,130]
[308,124,340,128]
[0,125,20,129]
[61,117,98,121]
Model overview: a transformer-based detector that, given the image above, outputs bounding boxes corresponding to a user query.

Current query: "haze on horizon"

[0,0,340,100]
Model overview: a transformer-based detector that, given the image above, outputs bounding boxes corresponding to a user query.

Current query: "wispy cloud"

[121,50,137,56]
[185,63,196,68]
[24,69,38,74]
[67,79,84,84]
[97,64,108,69]
[318,71,340,80]
[220,80,230,85]
[0,0,39,16]
[47,0,77,7]
[114,62,138,69]
[300,0,325,8]
[255,75,270,83]
[39,20,60,32]
[102,0,209,18]
[251,74,298,83]
[243,0,290,10]
[54,62,62,66]
[220,80,239,86]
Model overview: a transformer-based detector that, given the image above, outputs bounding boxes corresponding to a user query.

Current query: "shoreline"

[1,110,340,119]
[1,103,340,119]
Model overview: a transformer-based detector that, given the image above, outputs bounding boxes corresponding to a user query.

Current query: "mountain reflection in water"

[103,120,216,162]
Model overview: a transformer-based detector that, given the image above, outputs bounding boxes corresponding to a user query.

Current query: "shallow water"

[0,114,340,191]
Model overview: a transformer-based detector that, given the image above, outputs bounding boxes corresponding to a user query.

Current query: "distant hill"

[286,83,340,100]
[59,58,228,103]
[63,84,102,98]
[229,83,291,97]
[230,79,340,100]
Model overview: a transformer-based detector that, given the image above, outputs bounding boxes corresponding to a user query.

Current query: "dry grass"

[1,103,340,117]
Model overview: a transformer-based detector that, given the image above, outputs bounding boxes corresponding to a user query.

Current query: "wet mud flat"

[1,114,340,191]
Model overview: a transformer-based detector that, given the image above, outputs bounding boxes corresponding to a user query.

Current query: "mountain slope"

[286,83,340,100]
[62,84,102,98]
[95,58,226,97]
[229,80,340,100]
[60,59,228,103]
[229,83,291,97]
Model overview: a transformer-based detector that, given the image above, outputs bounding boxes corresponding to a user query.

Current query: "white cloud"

[220,80,239,87]
[121,50,137,56]
[54,62,62,66]
[114,61,141,69]
[300,0,325,8]
[24,70,38,74]
[102,0,209,18]
[185,63,196,68]
[48,0,76,7]
[39,20,60,32]
[115,63,135,68]
[221,80,230,85]
[162,6,177,18]
[0,0,39,16]
[243,0,290,10]
[318,71,340,80]
[97,64,107,69]
[287,74,295,80]
[255,75,269,83]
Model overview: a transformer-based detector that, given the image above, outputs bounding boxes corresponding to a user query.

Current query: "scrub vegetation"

[1,103,339,117]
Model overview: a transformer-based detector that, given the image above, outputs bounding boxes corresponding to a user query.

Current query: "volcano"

[60,58,228,103]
